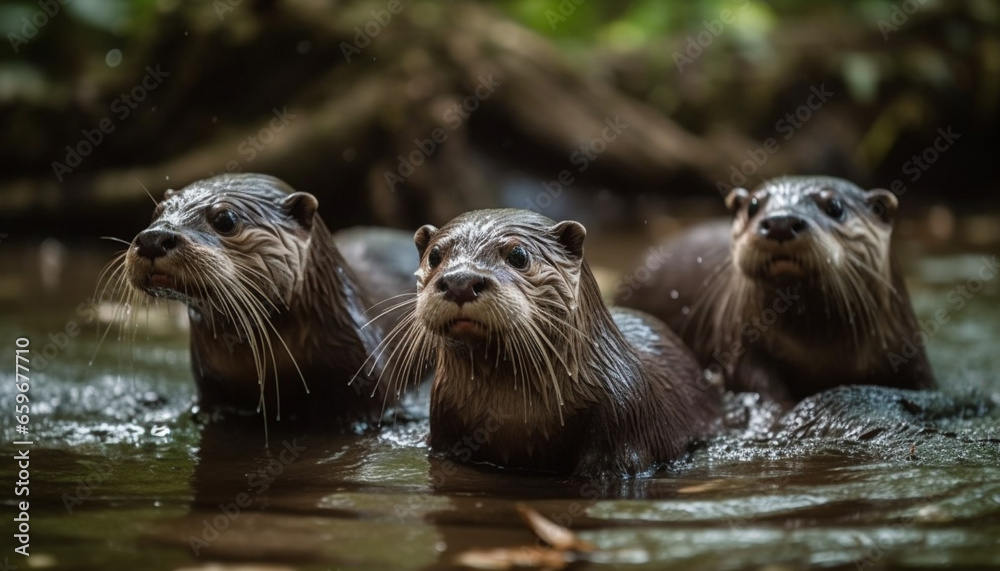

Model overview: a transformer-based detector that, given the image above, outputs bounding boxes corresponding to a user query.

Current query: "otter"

[116,173,418,427]
[379,208,720,476]
[617,176,935,402]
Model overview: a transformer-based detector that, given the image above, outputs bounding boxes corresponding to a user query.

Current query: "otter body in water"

[617,176,934,401]
[384,208,719,476]
[120,173,417,426]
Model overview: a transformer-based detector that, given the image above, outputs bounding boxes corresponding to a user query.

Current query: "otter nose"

[437,270,490,306]
[134,229,180,260]
[758,215,808,243]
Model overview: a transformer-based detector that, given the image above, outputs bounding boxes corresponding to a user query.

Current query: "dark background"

[0,0,997,239]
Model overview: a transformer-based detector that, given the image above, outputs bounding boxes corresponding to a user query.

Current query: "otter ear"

[725,188,750,213]
[866,189,898,224]
[414,225,437,257]
[551,220,587,262]
[283,192,319,230]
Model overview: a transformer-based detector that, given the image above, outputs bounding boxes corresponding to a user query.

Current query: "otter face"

[412,209,586,345]
[125,173,318,312]
[725,176,897,285]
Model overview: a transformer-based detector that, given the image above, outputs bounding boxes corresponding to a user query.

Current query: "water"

[0,236,998,571]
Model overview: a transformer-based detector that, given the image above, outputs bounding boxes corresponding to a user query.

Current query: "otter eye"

[210,209,239,235]
[506,245,529,269]
[427,246,442,269]
[747,197,760,218]
[824,197,845,220]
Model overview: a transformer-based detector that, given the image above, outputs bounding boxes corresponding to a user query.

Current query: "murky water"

[1,227,998,571]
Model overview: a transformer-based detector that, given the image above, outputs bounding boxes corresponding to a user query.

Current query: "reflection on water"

[0,232,998,571]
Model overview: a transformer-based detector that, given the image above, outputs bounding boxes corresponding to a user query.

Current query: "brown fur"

[113,173,416,427]
[382,208,720,476]
[617,176,935,402]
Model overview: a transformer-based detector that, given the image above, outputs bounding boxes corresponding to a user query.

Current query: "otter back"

[616,176,934,402]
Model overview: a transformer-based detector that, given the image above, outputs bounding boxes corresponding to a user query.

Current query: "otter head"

[126,173,319,314]
[412,209,587,348]
[725,176,897,287]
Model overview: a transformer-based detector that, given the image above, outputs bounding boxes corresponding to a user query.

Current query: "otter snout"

[134,228,183,260]
[436,270,491,306]
[758,214,808,243]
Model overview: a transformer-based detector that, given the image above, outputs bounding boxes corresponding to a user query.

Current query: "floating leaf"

[515,503,594,552]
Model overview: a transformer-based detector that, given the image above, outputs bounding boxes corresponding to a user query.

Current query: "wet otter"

[117,173,417,427]
[617,176,935,402]
[381,208,720,476]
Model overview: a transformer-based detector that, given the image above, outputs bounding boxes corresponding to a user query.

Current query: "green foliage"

[495,0,919,47]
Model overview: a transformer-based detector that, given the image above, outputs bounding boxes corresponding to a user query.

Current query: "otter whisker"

[363,292,419,315]
[352,298,418,386]
[100,236,134,247]
[91,253,132,365]
[135,177,158,205]
[370,309,422,398]
[214,269,307,415]
[519,318,566,424]
[375,310,427,419]
[357,294,419,331]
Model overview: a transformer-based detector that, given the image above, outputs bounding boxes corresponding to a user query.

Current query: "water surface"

[1,230,998,571]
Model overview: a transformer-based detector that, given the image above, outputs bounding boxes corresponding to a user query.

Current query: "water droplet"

[297,40,311,54]
[697,257,703,264]
[105,49,123,67]
[670,290,679,299]
[682,306,690,315]
[151,425,169,437]
[342,148,357,162]
[212,116,218,123]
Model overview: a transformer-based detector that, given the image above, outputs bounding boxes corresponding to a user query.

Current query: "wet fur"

[106,173,415,427]
[618,176,935,402]
[375,208,720,476]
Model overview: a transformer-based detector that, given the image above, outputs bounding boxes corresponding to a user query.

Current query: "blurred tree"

[0,0,996,238]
